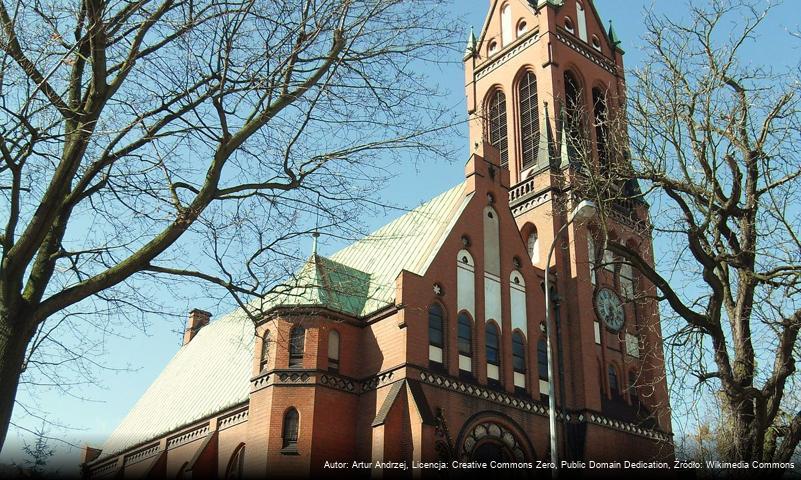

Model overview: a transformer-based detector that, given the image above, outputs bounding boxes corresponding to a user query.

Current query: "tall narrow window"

[593,88,609,169]
[537,339,548,380]
[488,91,509,167]
[225,444,245,480]
[527,229,539,265]
[620,262,635,300]
[260,331,271,372]
[576,1,588,42]
[608,365,619,398]
[564,71,584,162]
[513,333,526,373]
[486,323,500,365]
[588,235,597,285]
[628,372,638,404]
[328,330,340,373]
[512,331,526,392]
[486,322,501,383]
[428,304,445,367]
[289,326,305,368]
[458,312,473,373]
[501,4,513,46]
[519,72,540,168]
[282,408,299,450]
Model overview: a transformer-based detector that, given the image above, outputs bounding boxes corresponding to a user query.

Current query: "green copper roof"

[265,255,371,317]
[96,182,472,461]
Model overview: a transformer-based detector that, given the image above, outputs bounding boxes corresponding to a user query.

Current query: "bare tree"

[0,0,458,451]
[570,0,801,466]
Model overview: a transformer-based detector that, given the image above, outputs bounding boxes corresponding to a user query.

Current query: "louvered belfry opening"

[487,90,509,168]
[519,71,539,169]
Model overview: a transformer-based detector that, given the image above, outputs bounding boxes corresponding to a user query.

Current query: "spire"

[311,231,320,257]
[464,26,477,60]
[608,20,621,48]
[537,102,555,167]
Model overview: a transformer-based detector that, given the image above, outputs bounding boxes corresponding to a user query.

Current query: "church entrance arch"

[456,412,534,463]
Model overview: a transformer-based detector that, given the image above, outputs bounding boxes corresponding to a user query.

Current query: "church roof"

[96,182,471,460]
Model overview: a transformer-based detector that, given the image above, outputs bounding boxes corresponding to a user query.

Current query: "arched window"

[486,323,500,366]
[487,91,509,168]
[458,312,473,373]
[592,88,609,168]
[564,71,584,162]
[537,339,548,380]
[512,332,526,373]
[282,408,300,450]
[608,365,620,398]
[519,72,539,168]
[428,304,445,367]
[289,326,305,368]
[501,4,513,46]
[527,229,539,265]
[225,444,245,480]
[260,330,271,372]
[328,330,340,373]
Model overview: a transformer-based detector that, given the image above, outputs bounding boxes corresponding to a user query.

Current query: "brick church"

[82,0,674,477]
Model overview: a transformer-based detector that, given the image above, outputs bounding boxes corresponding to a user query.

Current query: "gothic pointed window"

[225,444,245,480]
[289,326,305,368]
[487,91,509,167]
[593,88,609,169]
[282,408,299,450]
[564,71,584,162]
[519,72,539,168]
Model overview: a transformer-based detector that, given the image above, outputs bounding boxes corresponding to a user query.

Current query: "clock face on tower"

[594,287,625,332]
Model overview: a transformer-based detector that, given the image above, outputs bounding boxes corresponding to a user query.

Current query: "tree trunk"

[0,311,34,453]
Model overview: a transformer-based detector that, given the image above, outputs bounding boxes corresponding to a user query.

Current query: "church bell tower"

[464,0,672,459]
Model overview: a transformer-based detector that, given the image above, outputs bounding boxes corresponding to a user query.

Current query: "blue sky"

[1,0,799,472]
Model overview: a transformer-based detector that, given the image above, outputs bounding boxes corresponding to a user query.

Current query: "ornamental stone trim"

[319,374,357,393]
[91,459,120,477]
[361,370,396,392]
[167,424,210,450]
[475,32,542,81]
[419,370,669,441]
[123,443,160,465]
[218,408,249,430]
[555,29,617,75]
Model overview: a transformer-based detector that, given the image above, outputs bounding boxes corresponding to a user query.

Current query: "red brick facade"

[83,1,674,477]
